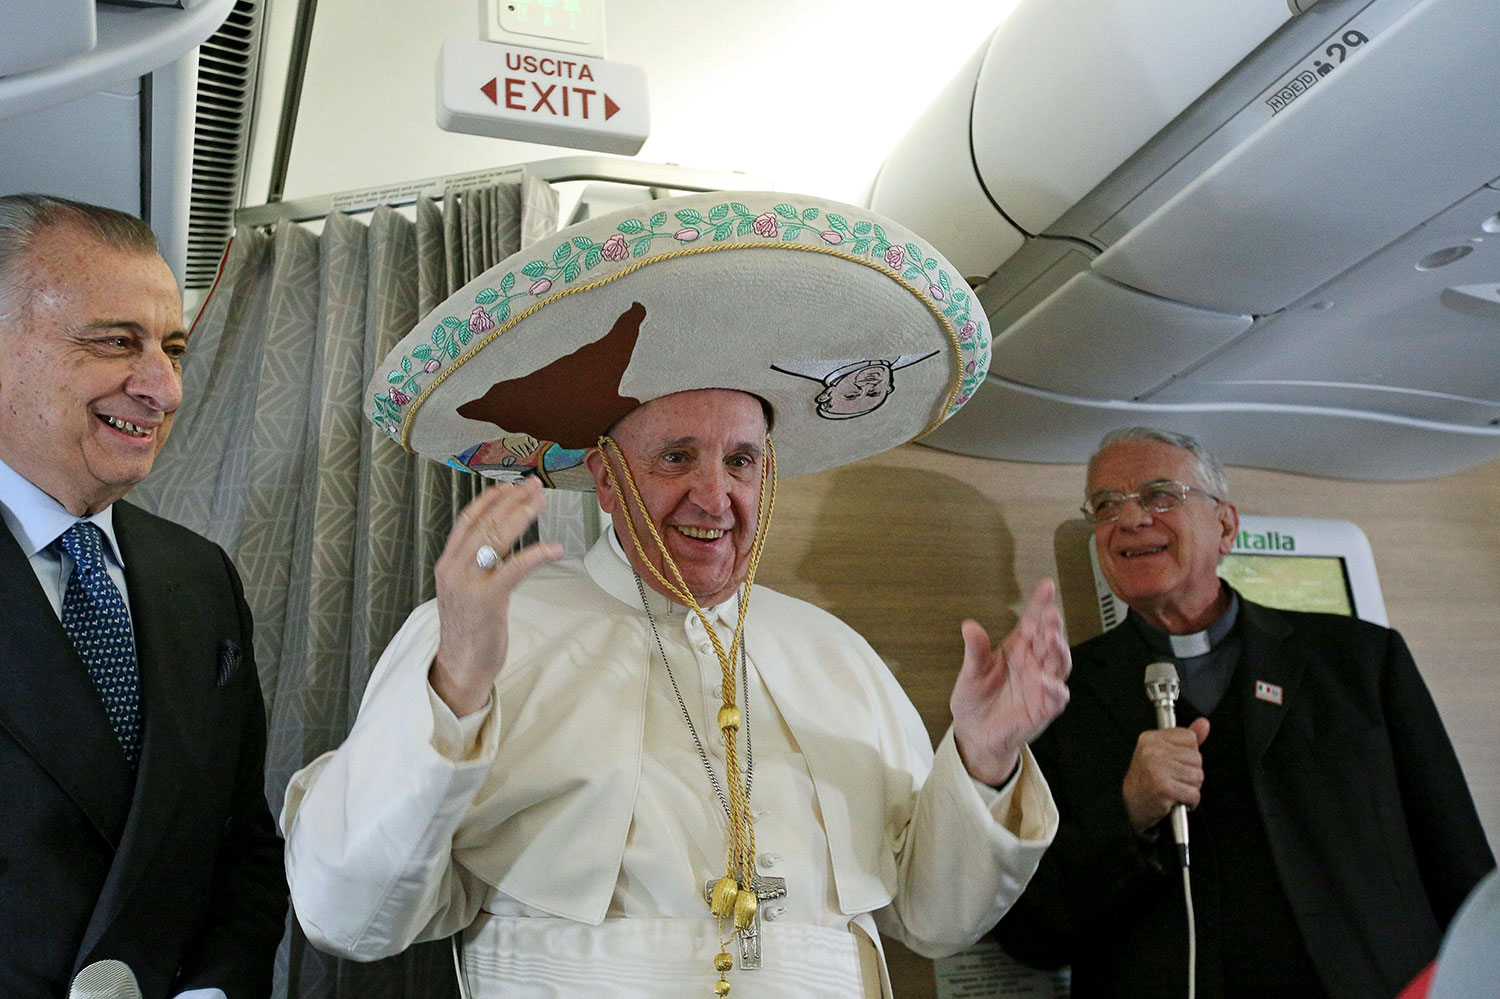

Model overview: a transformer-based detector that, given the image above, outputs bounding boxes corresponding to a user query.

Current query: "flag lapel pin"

[1254,680,1283,705]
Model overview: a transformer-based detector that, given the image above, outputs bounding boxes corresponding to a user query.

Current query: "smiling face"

[1087,438,1238,633]
[587,389,767,607]
[815,362,893,418]
[0,222,186,515]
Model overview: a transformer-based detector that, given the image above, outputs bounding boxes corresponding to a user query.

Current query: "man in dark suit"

[994,426,1494,998]
[0,195,287,998]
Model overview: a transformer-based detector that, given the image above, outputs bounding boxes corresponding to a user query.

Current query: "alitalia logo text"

[1235,530,1296,551]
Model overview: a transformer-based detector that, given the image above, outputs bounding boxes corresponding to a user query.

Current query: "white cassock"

[282,532,1057,997]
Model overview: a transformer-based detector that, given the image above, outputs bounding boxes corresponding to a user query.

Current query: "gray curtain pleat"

[132,175,568,999]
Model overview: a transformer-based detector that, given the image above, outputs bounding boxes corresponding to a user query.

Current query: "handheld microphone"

[69,960,142,999]
[1144,661,1191,869]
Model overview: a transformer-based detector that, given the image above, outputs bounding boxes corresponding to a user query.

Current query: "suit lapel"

[1077,622,1159,736]
[0,517,135,843]
[1237,600,1303,766]
[79,502,208,957]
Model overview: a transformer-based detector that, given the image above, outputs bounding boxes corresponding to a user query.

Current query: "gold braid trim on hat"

[596,433,778,996]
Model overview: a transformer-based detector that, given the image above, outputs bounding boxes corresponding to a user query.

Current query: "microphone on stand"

[69,960,142,999]
[1144,661,1191,869]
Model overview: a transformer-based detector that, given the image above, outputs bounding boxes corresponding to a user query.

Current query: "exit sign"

[438,39,649,155]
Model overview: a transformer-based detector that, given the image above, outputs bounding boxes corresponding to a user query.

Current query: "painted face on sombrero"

[815,363,893,418]
[587,389,767,607]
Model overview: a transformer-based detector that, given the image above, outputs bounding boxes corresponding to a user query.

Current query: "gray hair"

[0,194,161,319]
[1088,426,1230,498]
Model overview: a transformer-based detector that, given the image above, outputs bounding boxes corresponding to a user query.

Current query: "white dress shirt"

[0,457,132,622]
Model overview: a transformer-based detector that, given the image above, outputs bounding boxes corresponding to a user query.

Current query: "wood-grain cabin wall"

[754,442,1500,998]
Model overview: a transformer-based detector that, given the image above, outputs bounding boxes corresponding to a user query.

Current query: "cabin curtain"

[132,173,588,998]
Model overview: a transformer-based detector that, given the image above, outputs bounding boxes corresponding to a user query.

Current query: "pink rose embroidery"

[965,360,977,374]
[959,320,977,341]
[385,424,399,437]
[752,213,779,238]
[820,230,843,245]
[674,227,700,242]
[423,358,441,373]
[884,245,905,269]
[529,278,553,296]
[388,387,411,405]
[954,391,972,406]
[601,233,629,261]
[469,306,495,334]
[929,285,945,301]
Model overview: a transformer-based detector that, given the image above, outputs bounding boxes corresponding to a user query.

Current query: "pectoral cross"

[705,874,788,969]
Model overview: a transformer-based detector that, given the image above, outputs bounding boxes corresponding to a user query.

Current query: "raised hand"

[951,579,1072,786]
[429,477,565,716]
[1122,716,1210,833]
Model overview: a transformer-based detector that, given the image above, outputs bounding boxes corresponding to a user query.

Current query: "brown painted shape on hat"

[456,301,646,449]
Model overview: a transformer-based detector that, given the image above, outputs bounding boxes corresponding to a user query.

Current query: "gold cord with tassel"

[597,434,778,995]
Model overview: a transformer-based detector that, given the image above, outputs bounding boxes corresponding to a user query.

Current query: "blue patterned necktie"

[57,522,142,766]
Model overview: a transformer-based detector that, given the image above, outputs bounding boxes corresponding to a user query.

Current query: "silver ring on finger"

[475,544,500,571]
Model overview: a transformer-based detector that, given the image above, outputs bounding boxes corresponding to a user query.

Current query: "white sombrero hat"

[366,190,991,489]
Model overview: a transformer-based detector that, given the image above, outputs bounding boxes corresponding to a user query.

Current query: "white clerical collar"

[1169,631,1212,657]
[1130,590,1240,660]
[0,456,124,567]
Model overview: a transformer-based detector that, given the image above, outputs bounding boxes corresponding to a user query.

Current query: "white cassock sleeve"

[281,603,501,960]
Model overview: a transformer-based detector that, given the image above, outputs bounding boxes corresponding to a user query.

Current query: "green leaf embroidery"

[457,325,471,345]
[521,260,547,278]
[500,271,516,293]
[713,222,734,241]
[387,371,404,384]
[495,302,510,323]
[903,265,923,282]
[563,259,581,282]
[617,218,645,234]
[709,203,730,222]
[782,225,803,240]
[552,242,572,265]
[649,211,666,228]
[431,325,445,344]
[828,213,850,233]
[413,344,433,360]
[731,202,750,216]
[442,316,465,331]
[737,218,755,236]
[802,207,819,222]
[924,257,938,271]
[400,356,412,374]
[676,208,705,226]
[773,203,798,220]
[584,246,602,269]
[906,243,923,263]
[853,238,871,255]
[474,287,499,305]
[632,237,652,258]
[853,221,872,236]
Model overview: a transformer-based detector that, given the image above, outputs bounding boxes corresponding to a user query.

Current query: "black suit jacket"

[0,500,288,998]
[994,598,1495,998]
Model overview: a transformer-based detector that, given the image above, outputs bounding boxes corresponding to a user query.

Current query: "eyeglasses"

[1081,480,1221,524]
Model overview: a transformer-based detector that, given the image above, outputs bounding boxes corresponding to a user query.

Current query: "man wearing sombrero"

[282,192,1069,997]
